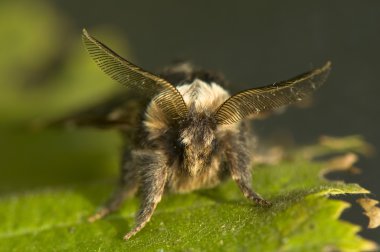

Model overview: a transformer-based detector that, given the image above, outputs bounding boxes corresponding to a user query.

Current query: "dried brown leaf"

[357,198,380,229]
[323,153,361,174]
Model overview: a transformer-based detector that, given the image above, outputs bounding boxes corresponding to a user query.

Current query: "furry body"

[88,73,266,240]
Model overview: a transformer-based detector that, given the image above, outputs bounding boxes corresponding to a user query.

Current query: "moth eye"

[211,139,218,150]
[174,138,184,151]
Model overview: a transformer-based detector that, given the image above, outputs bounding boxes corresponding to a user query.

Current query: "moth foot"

[247,194,272,207]
[123,224,143,240]
[255,198,272,207]
[87,208,110,223]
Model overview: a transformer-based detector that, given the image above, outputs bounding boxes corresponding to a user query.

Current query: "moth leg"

[88,150,139,222]
[233,176,271,206]
[226,130,271,207]
[124,150,167,240]
[87,183,137,222]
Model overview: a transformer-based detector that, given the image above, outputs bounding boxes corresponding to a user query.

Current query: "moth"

[71,29,331,240]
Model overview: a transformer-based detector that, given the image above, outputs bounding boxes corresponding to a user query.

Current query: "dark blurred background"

[1,0,379,242]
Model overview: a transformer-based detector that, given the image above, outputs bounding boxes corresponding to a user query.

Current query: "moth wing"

[50,90,149,130]
[215,61,331,125]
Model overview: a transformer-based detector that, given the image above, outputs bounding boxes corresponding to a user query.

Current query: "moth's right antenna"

[82,29,188,120]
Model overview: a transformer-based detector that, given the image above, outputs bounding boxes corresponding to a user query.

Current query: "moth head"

[171,80,234,176]
[146,80,229,176]
[179,108,218,176]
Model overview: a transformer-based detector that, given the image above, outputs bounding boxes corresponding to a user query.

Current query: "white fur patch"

[176,79,230,113]
[144,79,232,140]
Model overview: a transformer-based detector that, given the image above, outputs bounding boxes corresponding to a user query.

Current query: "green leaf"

[0,133,377,251]
[0,1,378,251]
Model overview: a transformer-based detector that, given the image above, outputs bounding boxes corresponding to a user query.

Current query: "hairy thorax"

[144,79,240,192]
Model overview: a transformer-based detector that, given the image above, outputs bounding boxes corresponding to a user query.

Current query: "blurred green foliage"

[0,1,377,251]
[0,0,128,192]
[0,0,130,125]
